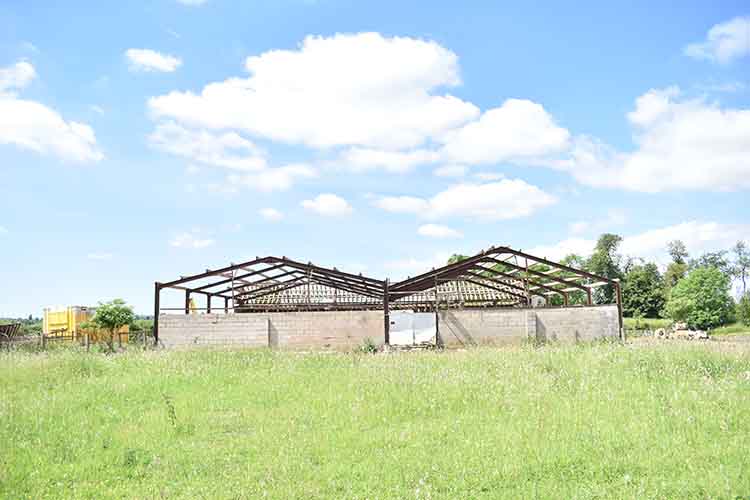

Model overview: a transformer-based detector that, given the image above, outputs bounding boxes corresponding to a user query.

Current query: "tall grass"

[1,344,748,498]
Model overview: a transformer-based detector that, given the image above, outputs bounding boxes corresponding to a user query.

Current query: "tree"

[622,261,665,318]
[447,254,469,265]
[737,294,750,327]
[664,240,689,294]
[730,241,750,296]
[586,233,623,303]
[667,240,688,264]
[89,299,135,352]
[690,250,731,275]
[664,267,734,330]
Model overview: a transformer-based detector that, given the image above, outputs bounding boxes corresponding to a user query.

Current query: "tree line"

[449,236,750,330]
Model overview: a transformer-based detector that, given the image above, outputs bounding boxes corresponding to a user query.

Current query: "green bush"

[737,294,750,326]
[665,267,734,329]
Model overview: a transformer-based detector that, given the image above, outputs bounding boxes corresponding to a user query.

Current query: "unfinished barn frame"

[154,246,623,348]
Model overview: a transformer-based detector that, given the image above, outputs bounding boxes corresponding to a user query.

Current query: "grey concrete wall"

[159,310,383,350]
[534,305,619,342]
[438,309,536,347]
[159,304,619,350]
[266,310,383,350]
[439,305,619,347]
[159,314,269,348]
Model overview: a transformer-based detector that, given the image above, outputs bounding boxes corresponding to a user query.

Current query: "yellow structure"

[43,306,129,342]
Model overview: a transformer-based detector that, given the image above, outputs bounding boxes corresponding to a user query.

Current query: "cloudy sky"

[1,1,748,315]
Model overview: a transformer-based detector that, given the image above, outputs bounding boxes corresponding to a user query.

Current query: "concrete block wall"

[159,304,619,350]
[266,310,383,350]
[159,310,383,350]
[439,305,619,347]
[438,309,535,346]
[534,305,619,342]
[159,314,269,348]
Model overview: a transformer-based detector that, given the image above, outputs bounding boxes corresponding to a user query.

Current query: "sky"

[1,1,749,316]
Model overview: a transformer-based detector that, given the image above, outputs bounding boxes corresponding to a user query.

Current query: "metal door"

[389,310,436,346]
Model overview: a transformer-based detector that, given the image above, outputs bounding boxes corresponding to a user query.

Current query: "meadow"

[1,342,749,499]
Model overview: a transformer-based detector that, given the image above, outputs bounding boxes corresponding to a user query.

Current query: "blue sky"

[1,1,748,316]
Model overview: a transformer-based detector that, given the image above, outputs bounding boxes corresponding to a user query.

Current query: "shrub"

[737,294,750,326]
[664,267,733,330]
[357,337,378,354]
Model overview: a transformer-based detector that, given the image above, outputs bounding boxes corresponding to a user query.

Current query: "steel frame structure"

[154,246,623,343]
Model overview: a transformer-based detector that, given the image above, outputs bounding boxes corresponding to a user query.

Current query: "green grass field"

[2,343,749,499]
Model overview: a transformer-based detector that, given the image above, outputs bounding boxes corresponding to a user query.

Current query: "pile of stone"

[654,322,709,340]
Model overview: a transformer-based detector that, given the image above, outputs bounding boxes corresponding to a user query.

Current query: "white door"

[389,311,436,346]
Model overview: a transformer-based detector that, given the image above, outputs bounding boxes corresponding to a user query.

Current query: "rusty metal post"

[184,290,190,314]
[153,282,161,345]
[587,288,593,306]
[434,276,440,348]
[206,294,211,314]
[224,297,229,314]
[383,278,390,347]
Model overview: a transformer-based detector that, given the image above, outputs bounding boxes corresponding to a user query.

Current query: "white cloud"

[559,87,750,192]
[384,251,453,279]
[259,208,284,221]
[149,121,267,170]
[177,0,207,4]
[301,193,353,216]
[440,99,570,164]
[90,105,105,115]
[433,164,467,177]
[0,62,103,163]
[569,209,626,235]
[684,16,750,64]
[340,147,439,173]
[527,237,597,261]
[170,231,214,248]
[87,252,113,261]
[473,171,505,181]
[695,81,747,93]
[226,164,316,192]
[0,61,36,94]
[528,220,750,265]
[126,49,182,73]
[373,195,429,214]
[375,179,556,221]
[149,32,478,150]
[417,223,463,239]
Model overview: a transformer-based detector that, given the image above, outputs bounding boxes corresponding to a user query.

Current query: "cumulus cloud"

[384,251,454,278]
[149,32,478,150]
[126,49,182,72]
[528,220,750,265]
[441,99,570,164]
[0,61,36,94]
[0,61,103,163]
[417,223,463,239]
[684,16,750,64]
[558,87,750,192]
[170,231,214,248]
[259,208,284,221]
[226,164,316,192]
[374,179,556,221]
[433,165,467,177]
[340,147,440,173]
[301,193,353,216]
[149,121,267,170]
